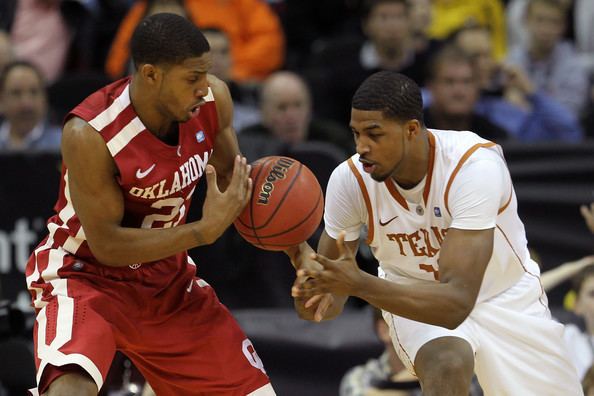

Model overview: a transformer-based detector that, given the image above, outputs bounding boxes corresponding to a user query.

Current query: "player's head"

[572,264,594,331]
[0,60,48,136]
[350,71,424,182]
[131,13,211,122]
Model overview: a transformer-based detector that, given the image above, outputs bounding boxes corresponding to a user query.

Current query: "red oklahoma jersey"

[26,77,219,308]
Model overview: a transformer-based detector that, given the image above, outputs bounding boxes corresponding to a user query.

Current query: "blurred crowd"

[0,0,593,155]
[1,0,593,395]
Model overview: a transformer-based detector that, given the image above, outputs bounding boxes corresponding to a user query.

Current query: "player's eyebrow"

[363,123,381,131]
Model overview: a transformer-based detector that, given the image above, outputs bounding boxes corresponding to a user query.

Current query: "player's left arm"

[207,74,241,191]
[295,155,507,329]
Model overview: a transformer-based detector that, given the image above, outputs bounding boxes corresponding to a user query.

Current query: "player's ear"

[405,119,421,138]
[140,64,161,85]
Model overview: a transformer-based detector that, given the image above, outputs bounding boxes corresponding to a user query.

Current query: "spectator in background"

[239,71,352,159]
[339,307,422,396]
[563,264,594,380]
[106,0,284,82]
[0,61,61,152]
[452,24,583,142]
[0,30,15,73]
[306,0,433,125]
[507,0,594,75]
[423,45,510,142]
[0,0,94,84]
[507,0,589,116]
[203,28,260,132]
[427,0,507,61]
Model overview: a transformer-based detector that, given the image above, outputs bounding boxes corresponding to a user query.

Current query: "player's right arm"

[61,117,251,267]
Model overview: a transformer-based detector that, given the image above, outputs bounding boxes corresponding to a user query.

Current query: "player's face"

[576,276,594,332]
[350,109,409,182]
[158,53,212,123]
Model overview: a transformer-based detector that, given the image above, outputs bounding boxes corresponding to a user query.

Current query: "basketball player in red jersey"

[25,13,275,396]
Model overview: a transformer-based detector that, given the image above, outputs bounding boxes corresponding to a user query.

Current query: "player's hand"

[292,232,363,298]
[581,203,594,234]
[201,155,252,243]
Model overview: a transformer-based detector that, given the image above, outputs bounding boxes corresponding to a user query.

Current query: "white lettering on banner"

[0,218,42,274]
[242,339,266,374]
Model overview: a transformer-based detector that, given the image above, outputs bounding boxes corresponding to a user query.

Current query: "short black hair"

[352,71,423,124]
[130,13,210,69]
[0,60,45,92]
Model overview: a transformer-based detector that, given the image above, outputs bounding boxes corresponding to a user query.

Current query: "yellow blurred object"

[564,290,576,311]
[428,0,507,60]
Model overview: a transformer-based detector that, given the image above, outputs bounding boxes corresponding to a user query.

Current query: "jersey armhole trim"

[347,158,374,244]
[443,142,497,217]
[498,185,513,215]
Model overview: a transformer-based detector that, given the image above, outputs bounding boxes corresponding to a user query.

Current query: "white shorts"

[382,272,583,395]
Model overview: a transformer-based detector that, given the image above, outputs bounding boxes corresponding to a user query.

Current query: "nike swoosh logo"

[136,163,156,179]
[379,215,399,226]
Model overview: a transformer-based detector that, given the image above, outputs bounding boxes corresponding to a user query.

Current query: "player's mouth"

[359,158,377,174]
[189,100,204,117]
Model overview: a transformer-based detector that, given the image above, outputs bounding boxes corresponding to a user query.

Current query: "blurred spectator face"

[429,62,479,116]
[364,1,410,52]
[525,1,566,55]
[261,72,311,145]
[575,274,594,332]
[408,0,432,37]
[455,28,495,90]
[0,64,47,137]
[203,30,232,82]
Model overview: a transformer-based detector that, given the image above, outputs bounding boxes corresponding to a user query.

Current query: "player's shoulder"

[431,128,503,164]
[68,77,131,123]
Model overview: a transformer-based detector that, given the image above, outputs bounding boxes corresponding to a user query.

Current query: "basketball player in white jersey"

[288,71,582,395]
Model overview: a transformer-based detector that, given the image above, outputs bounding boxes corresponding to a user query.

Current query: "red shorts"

[28,250,273,395]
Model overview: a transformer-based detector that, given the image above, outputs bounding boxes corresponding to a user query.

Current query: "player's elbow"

[86,238,125,267]
[443,300,474,330]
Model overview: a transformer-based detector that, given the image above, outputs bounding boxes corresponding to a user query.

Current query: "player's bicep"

[61,118,124,247]
[207,76,239,187]
[438,227,494,305]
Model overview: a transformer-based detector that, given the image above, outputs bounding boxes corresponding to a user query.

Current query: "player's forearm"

[354,272,474,330]
[88,220,218,267]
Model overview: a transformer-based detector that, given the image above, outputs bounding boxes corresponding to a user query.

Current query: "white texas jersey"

[324,129,541,303]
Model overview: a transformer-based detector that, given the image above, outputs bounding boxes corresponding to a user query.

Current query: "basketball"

[234,156,324,251]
